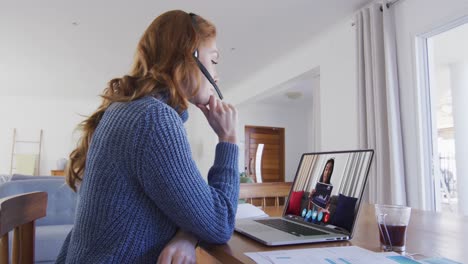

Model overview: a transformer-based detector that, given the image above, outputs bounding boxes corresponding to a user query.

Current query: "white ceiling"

[247,68,319,107]
[0,0,371,98]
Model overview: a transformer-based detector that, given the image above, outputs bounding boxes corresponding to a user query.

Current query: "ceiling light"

[285,91,303,100]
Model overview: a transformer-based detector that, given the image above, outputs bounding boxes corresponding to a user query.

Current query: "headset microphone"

[193,50,223,100]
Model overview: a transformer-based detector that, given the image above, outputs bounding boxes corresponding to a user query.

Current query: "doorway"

[420,19,468,214]
[244,126,285,183]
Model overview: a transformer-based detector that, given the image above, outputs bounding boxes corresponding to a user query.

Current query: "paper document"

[245,246,416,264]
[375,252,462,264]
[236,203,269,219]
[419,258,462,264]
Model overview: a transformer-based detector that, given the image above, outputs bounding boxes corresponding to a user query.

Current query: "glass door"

[425,22,468,214]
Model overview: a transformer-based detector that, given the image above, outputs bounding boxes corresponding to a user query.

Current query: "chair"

[0,179,76,263]
[239,182,292,208]
[0,191,47,264]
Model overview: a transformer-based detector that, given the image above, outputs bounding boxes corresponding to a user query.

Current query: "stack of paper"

[236,203,269,220]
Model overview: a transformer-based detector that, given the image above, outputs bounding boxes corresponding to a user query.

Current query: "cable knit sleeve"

[135,103,239,244]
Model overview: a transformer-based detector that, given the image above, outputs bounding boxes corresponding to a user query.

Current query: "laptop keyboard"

[255,219,328,237]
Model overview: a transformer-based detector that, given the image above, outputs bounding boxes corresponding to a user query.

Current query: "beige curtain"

[356,2,407,205]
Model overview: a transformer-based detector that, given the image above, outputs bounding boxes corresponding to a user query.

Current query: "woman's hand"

[197,95,237,144]
[157,230,198,264]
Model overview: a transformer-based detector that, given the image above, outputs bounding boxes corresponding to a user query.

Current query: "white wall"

[0,95,220,180]
[449,62,468,215]
[0,96,216,179]
[226,18,358,152]
[237,103,310,182]
[308,76,321,152]
[0,96,100,175]
[393,0,468,209]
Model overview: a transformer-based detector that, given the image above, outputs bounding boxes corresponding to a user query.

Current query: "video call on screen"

[286,151,373,233]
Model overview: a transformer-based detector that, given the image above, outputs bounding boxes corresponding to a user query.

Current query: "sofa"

[10,174,64,181]
[0,177,77,263]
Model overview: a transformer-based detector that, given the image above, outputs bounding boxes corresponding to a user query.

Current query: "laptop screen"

[284,150,374,235]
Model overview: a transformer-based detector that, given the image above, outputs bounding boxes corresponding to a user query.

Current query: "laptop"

[235,149,374,246]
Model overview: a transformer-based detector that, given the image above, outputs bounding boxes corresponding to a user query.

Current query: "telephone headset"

[189,12,224,100]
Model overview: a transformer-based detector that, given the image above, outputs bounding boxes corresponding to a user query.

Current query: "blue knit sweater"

[56,96,239,263]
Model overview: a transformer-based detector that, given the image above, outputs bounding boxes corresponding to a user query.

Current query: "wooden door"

[244,126,285,183]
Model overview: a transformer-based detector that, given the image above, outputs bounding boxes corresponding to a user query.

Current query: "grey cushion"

[0,179,76,226]
[36,225,73,262]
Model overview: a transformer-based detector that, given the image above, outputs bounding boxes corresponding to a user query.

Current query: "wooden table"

[200,204,468,263]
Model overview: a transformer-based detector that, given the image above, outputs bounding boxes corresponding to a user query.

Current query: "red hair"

[66,10,216,191]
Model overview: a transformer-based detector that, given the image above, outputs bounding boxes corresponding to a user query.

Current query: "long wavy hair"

[66,10,216,191]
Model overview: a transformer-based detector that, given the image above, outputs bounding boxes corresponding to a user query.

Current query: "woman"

[307,158,335,211]
[56,10,239,263]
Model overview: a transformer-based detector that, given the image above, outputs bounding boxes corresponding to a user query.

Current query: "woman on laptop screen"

[305,158,335,220]
[300,158,335,222]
